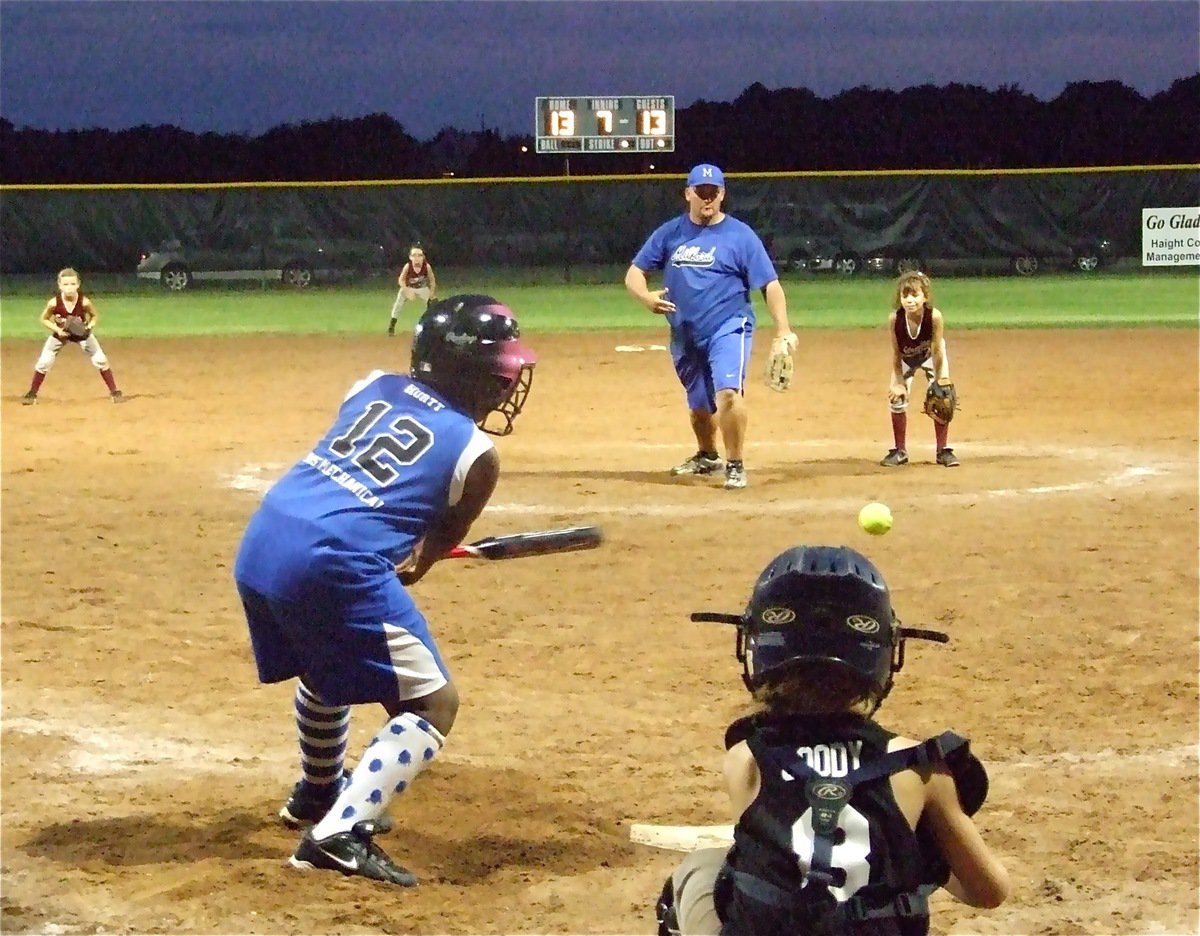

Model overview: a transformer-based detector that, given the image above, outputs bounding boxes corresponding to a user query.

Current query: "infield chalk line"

[220,440,1191,514]
[221,465,1170,517]
[2,715,525,780]
[5,715,1194,782]
[630,742,1199,852]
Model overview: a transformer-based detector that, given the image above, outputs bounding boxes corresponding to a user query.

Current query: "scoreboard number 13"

[547,109,575,137]
[639,108,668,135]
[536,95,675,153]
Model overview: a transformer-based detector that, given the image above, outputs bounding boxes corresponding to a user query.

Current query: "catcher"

[880,270,956,467]
[21,267,125,404]
[654,545,1009,934]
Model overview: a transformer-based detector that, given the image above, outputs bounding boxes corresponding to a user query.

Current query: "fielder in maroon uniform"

[387,245,437,336]
[880,271,956,467]
[22,268,125,404]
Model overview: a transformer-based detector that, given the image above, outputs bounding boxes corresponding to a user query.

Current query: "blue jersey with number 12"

[233,370,491,617]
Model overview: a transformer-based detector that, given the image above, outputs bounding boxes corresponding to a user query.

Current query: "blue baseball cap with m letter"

[687,163,725,187]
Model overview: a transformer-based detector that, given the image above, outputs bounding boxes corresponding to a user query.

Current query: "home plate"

[629,823,734,852]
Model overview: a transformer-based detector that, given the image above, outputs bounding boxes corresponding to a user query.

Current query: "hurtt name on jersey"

[404,383,445,411]
[301,452,385,508]
[780,740,864,780]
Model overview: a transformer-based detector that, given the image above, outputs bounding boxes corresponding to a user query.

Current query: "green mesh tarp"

[1,168,1196,275]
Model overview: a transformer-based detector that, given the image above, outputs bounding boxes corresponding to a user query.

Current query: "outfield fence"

[1,166,1196,280]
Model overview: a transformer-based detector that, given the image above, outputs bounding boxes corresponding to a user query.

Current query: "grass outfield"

[0,272,1195,338]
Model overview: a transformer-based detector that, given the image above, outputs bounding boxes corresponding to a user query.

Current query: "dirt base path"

[2,328,1196,934]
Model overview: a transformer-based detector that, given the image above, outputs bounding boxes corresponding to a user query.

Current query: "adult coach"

[625,164,796,490]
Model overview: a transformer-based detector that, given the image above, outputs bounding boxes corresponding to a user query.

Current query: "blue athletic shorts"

[237,577,450,707]
[671,317,754,412]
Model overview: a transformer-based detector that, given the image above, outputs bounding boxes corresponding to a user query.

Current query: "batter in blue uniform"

[234,294,536,885]
[625,164,796,490]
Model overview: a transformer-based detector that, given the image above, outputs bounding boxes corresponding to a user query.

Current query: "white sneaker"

[723,463,747,489]
[670,452,724,476]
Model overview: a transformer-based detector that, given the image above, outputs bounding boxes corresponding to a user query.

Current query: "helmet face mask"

[740,546,900,704]
[691,545,949,711]
[410,294,537,434]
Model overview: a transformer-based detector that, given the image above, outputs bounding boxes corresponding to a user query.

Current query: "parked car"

[762,232,905,276]
[921,238,1118,277]
[137,231,388,291]
[751,198,1120,278]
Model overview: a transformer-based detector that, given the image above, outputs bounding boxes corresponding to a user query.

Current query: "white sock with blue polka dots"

[309,711,445,840]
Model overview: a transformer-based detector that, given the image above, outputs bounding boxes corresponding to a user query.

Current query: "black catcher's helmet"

[411,294,537,435]
[691,545,948,707]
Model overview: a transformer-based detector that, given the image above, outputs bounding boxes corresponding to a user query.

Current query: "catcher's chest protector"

[718,717,962,934]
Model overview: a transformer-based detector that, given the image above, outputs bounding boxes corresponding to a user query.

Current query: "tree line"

[2,77,1196,185]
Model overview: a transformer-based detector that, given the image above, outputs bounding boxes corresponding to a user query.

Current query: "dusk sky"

[2,0,1197,140]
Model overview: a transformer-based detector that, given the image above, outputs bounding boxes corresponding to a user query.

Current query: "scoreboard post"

[533,95,673,283]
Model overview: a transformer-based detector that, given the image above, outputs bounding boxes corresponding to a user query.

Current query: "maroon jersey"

[50,292,89,338]
[894,305,933,366]
[401,262,431,289]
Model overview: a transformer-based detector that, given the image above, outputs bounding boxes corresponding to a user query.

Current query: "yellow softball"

[858,502,893,536]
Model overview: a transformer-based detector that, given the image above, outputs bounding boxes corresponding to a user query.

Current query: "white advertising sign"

[1142,207,1200,266]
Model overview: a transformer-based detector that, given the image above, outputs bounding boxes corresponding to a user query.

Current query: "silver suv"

[137,227,387,291]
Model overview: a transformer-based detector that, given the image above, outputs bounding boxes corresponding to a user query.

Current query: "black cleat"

[21,391,37,406]
[936,447,960,467]
[280,773,393,833]
[289,821,417,886]
[280,777,346,830]
[880,448,909,467]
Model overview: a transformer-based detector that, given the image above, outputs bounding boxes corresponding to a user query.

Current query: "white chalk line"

[1,714,526,783]
[219,440,1192,514]
[5,714,1193,782]
[631,742,1199,852]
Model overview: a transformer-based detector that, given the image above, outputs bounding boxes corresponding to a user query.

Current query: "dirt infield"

[2,327,1197,935]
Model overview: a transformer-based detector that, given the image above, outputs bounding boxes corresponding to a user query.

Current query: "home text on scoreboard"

[534,95,675,153]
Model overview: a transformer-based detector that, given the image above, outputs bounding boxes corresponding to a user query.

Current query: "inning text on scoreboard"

[534,96,675,153]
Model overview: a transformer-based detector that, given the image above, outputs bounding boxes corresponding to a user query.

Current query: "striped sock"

[294,680,349,789]
[310,712,445,840]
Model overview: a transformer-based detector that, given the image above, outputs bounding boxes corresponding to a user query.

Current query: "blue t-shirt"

[631,213,778,340]
[234,370,493,616]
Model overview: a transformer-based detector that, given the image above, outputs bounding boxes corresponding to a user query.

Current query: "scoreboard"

[534,95,675,153]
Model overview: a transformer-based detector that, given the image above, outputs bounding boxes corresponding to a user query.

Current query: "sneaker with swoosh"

[289,820,417,886]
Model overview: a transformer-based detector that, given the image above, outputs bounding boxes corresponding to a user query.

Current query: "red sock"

[29,372,46,393]
[935,421,949,451]
[99,368,118,392]
[891,412,907,450]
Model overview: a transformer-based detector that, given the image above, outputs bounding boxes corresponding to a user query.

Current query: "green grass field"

[0,270,1195,338]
